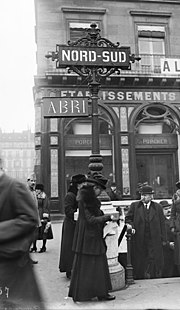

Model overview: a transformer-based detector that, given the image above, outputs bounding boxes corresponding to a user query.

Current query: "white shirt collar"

[143,201,151,209]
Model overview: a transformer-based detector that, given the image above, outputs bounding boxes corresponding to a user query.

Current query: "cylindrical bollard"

[126,228,134,285]
[101,201,125,291]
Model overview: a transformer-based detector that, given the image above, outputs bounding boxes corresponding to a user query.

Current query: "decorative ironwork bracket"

[45,23,141,83]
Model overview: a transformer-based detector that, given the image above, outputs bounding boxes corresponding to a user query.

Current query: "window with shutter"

[138,25,165,73]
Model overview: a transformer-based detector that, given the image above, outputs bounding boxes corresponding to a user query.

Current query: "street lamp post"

[45,23,140,290]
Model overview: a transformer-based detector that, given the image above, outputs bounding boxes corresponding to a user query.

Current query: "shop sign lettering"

[142,138,168,144]
[56,45,130,68]
[54,89,178,103]
[161,58,180,75]
[42,98,89,118]
[135,135,177,147]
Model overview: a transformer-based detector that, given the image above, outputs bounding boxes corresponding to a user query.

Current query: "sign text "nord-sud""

[56,45,130,68]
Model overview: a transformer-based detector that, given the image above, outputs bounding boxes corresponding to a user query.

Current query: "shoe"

[31,259,38,264]
[30,247,37,253]
[98,294,116,301]
[39,247,46,253]
[66,271,71,279]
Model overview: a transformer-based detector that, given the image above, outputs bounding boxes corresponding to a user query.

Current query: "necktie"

[145,203,148,209]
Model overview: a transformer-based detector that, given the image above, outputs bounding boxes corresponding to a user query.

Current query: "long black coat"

[125,200,166,279]
[170,200,180,265]
[69,185,112,302]
[0,173,45,309]
[59,188,78,273]
[37,193,53,240]
[162,217,176,277]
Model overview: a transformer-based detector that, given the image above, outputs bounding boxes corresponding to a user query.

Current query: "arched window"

[135,105,179,134]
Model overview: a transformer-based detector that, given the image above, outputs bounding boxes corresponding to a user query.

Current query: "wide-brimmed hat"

[35,184,44,191]
[141,185,154,195]
[87,173,108,190]
[159,200,171,208]
[71,174,87,184]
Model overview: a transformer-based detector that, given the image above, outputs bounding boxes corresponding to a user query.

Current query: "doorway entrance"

[136,153,174,199]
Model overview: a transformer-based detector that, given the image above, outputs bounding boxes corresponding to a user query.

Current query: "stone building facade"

[33,0,180,214]
[0,129,35,183]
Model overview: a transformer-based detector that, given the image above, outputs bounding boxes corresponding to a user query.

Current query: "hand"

[131,228,136,234]
[171,228,175,233]
[110,215,117,221]
[126,223,132,230]
[169,242,174,250]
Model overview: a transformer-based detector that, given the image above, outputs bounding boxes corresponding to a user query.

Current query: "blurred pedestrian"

[35,184,53,253]
[160,200,176,278]
[106,182,121,201]
[0,155,45,309]
[125,185,166,280]
[27,175,41,264]
[68,173,116,302]
[170,191,180,275]
[59,174,87,279]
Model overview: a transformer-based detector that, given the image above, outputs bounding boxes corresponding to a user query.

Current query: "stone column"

[101,201,125,291]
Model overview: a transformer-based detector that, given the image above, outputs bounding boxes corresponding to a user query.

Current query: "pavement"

[31,222,180,310]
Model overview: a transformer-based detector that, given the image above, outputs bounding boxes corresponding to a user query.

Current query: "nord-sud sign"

[42,97,89,118]
[56,45,130,68]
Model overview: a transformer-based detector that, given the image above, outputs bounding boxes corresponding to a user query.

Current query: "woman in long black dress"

[68,173,116,302]
[59,174,87,279]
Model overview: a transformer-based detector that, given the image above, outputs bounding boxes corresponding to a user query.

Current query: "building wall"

[0,130,35,183]
[34,0,180,74]
[33,0,180,214]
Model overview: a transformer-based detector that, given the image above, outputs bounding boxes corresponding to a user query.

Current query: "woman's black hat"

[87,172,108,190]
[71,174,87,184]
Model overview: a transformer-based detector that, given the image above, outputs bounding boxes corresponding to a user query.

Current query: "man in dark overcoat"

[160,200,176,278]
[0,156,45,309]
[125,185,166,280]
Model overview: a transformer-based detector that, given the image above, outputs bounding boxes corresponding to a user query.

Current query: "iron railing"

[45,54,180,77]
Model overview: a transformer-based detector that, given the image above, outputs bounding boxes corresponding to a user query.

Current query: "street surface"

[31,221,180,309]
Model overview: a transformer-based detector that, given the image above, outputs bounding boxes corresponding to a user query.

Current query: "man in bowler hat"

[125,185,166,280]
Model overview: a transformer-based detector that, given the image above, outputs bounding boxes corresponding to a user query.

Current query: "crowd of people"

[125,182,180,280]
[1,146,180,306]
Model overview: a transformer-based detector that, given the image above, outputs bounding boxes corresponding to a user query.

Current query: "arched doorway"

[63,104,119,191]
[129,103,180,199]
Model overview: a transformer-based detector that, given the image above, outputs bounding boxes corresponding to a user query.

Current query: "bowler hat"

[71,174,87,184]
[159,200,171,208]
[35,183,44,191]
[141,185,154,195]
[176,181,180,189]
[87,172,108,190]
